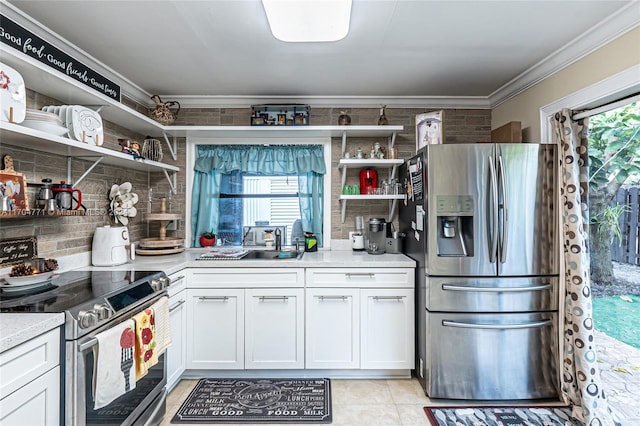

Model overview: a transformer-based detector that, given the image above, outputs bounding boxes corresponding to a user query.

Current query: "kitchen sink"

[243,249,304,260]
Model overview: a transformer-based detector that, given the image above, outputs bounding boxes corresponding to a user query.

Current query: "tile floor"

[160,378,566,426]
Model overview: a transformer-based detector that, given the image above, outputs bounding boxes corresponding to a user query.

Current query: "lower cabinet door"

[360,288,415,369]
[305,288,360,369]
[186,289,244,369]
[167,290,187,390]
[0,366,60,425]
[245,288,304,369]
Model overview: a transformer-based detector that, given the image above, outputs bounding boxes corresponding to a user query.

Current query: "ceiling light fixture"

[262,0,352,42]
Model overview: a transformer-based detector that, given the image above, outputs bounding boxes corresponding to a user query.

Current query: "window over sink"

[190,143,327,248]
[217,173,301,246]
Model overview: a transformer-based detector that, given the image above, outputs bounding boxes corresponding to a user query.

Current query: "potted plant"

[199,231,216,247]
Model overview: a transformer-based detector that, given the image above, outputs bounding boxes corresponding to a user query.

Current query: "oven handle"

[79,338,98,352]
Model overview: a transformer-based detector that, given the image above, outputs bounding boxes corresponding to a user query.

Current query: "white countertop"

[86,249,416,276]
[0,313,65,353]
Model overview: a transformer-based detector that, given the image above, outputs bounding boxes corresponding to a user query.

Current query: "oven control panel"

[76,272,169,330]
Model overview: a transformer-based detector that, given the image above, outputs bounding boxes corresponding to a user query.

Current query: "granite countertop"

[0,313,65,353]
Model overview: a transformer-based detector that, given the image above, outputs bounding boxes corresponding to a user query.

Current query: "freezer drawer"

[424,311,558,400]
[427,276,558,312]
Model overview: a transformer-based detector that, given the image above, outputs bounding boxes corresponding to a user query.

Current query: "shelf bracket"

[162,132,178,161]
[388,198,399,223]
[388,131,397,149]
[341,130,347,156]
[68,156,104,188]
[340,199,347,224]
[163,169,177,195]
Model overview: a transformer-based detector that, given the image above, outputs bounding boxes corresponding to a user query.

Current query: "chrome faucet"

[274,228,282,251]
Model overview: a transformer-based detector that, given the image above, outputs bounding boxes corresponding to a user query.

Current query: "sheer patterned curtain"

[191,144,325,247]
[552,109,617,426]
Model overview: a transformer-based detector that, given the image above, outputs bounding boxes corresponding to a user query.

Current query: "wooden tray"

[135,247,184,256]
[139,237,184,249]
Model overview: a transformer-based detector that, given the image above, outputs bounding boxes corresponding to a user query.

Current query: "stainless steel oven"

[1,269,171,426]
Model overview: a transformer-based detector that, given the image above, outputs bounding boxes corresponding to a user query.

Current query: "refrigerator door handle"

[488,155,498,263]
[442,319,553,330]
[441,284,552,293]
[498,153,508,263]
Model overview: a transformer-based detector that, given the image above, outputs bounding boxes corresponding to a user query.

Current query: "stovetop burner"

[0,269,163,312]
[1,268,169,340]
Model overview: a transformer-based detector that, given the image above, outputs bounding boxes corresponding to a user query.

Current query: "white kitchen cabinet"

[306,268,414,371]
[186,268,304,370]
[186,288,244,369]
[0,328,61,426]
[166,271,187,390]
[0,366,60,426]
[245,288,304,369]
[305,288,360,369]
[360,288,415,369]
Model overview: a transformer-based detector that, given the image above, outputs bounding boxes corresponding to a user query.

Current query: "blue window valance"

[194,144,326,175]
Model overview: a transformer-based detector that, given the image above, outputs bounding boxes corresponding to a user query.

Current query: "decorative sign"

[0,14,121,101]
[0,237,37,267]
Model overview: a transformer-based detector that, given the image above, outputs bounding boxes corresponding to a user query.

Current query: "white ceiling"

[4,0,638,107]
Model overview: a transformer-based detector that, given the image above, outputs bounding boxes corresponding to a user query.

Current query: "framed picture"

[416,110,444,151]
[0,169,28,211]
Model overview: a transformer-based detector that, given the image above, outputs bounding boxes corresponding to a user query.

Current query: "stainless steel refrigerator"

[400,143,560,400]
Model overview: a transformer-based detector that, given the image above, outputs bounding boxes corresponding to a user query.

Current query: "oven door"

[68,328,167,426]
[84,350,166,426]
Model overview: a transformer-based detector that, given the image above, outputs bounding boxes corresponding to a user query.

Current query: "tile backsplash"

[1,92,490,257]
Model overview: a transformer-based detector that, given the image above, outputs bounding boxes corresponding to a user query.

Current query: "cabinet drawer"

[306,268,414,288]
[0,328,60,398]
[188,268,304,288]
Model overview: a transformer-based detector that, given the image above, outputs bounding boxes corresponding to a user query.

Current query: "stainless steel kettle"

[37,178,53,209]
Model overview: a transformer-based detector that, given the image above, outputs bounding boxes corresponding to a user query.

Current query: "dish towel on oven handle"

[132,307,159,381]
[92,318,136,410]
[151,296,172,354]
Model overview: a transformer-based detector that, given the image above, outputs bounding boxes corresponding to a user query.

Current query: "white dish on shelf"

[69,105,104,146]
[26,108,63,123]
[0,62,26,124]
[20,119,69,136]
[1,271,55,287]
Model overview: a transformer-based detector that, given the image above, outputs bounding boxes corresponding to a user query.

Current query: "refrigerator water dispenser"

[436,195,474,257]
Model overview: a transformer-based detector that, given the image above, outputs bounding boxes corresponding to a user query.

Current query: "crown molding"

[164,95,491,109]
[489,1,640,108]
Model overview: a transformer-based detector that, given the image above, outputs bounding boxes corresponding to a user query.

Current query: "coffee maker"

[367,218,387,254]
